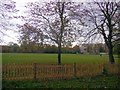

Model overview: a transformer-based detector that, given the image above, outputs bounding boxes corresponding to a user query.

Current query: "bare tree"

[18,23,44,52]
[117,1,120,57]
[25,1,77,64]
[77,1,119,63]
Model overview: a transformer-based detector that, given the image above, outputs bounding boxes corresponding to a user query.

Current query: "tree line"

[2,42,119,55]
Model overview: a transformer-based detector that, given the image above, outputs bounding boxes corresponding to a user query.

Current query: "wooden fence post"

[74,62,76,78]
[33,63,37,81]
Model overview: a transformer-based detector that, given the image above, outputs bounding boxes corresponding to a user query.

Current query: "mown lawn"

[2,75,120,88]
[2,53,113,64]
[2,53,119,64]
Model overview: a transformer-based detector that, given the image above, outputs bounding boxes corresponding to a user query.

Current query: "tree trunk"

[108,49,115,64]
[57,2,65,65]
[118,44,120,58]
[108,44,115,64]
[58,44,61,65]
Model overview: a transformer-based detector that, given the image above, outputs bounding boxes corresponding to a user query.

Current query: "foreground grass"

[2,53,114,64]
[2,75,120,88]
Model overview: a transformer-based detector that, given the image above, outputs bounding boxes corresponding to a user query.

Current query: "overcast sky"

[2,0,62,45]
[2,0,39,45]
[2,0,87,45]
[2,0,117,45]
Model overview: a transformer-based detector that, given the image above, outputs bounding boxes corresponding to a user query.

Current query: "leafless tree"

[18,23,44,52]
[25,1,77,64]
[77,1,119,63]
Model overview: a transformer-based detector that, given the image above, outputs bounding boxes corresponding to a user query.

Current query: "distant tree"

[99,45,105,53]
[10,43,19,53]
[4,42,20,53]
[2,45,10,53]
[18,23,44,53]
[72,45,80,54]
[44,44,57,53]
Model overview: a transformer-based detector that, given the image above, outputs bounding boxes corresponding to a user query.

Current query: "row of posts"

[33,63,77,81]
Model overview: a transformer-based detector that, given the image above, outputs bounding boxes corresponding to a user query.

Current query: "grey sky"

[2,0,39,45]
[2,0,117,45]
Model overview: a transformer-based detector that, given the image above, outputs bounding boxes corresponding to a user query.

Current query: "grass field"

[2,53,119,64]
[2,53,120,89]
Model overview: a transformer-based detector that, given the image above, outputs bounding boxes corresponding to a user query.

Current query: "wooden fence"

[2,63,120,80]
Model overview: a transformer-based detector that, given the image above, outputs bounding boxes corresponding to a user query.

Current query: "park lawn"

[2,53,118,64]
[2,53,120,89]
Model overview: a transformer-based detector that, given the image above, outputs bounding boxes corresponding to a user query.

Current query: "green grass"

[2,75,120,88]
[2,53,119,88]
[2,53,118,64]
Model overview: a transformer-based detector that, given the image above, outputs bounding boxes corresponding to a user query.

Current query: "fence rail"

[2,63,119,80]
